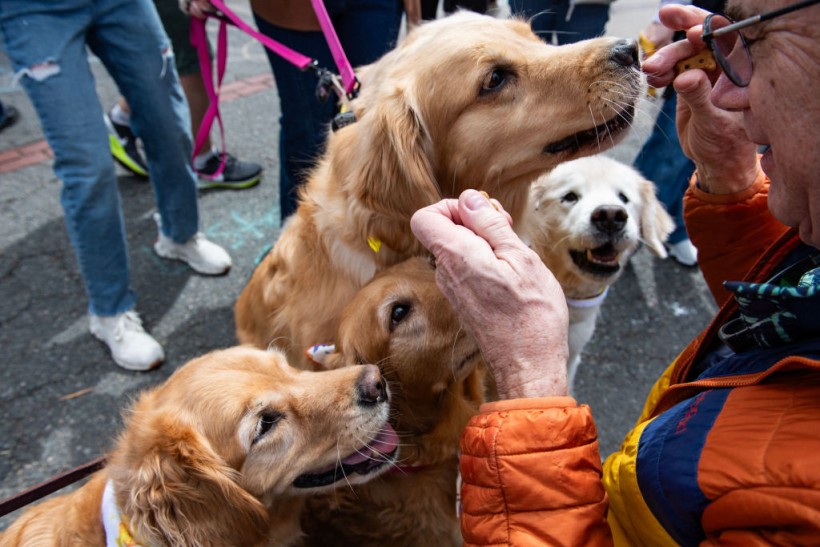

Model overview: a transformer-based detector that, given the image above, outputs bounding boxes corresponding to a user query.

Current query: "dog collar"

[565,286,609,309]
[101,480,146,547]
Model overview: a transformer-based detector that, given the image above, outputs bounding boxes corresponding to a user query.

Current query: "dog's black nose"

[356,364,388,407]
[610,39,640,68]
[591,206,628,234]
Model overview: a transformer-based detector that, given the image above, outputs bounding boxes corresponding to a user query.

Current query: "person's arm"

[641,5,787,303]
[411,191,611,544]
[642,5,759,197]
[684,170,789,305]
[410,190,568,400]
[460,398,612,546]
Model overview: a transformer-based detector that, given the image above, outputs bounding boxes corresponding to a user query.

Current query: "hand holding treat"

[642,4,759,195]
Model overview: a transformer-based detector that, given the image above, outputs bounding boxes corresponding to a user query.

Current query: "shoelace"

[114,311,145,342]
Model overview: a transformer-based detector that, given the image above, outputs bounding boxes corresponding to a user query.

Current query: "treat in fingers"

[675,49,717,74]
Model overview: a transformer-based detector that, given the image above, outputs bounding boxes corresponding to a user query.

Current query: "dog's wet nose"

[356,364,388,407]
[610,39,640,68]
[591,206,628,234]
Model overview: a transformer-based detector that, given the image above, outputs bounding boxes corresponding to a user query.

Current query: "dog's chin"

[569,243,623,278]
[292,422,399,489]
[544,103,635,156]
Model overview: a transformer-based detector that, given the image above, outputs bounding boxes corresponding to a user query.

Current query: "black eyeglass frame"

[701,0,820,87]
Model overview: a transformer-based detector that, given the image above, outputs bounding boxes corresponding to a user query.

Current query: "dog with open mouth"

[517,155,673,391]
[0,347,398,547]
[298,257,486,546]
[234,11,646,369]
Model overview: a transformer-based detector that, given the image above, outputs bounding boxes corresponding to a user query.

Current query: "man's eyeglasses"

[701,0,820,87]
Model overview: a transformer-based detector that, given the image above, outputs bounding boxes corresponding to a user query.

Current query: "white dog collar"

[101,480,146,547]
[565,286,609,309]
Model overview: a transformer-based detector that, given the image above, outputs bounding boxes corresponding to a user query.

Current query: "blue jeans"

[510,0,610,44]
[633,91,694,245]
[0,0,200,316]
[253,0,403,222]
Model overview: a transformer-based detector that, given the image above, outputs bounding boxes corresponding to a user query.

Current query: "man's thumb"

[459,190,517,249]
[673,69,712,109]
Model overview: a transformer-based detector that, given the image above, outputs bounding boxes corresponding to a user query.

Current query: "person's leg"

[555,3,610,44]
[253,14,339,222]
[633,91,693,246]
[0,2,136,317]
[329,0,403,67]
[444,0,488,14]
[153,0,212,152]
[509,0,560,44]
[421,0,440,19]
[89,0,199,244]
[91,0,231,273]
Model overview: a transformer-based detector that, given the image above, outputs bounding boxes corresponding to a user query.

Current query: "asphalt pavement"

[0,0,718,530]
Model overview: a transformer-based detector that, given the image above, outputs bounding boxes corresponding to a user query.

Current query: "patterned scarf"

[719,247,820,352]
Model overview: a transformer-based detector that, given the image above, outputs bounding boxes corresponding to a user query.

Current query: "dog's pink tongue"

[341,422,398,465]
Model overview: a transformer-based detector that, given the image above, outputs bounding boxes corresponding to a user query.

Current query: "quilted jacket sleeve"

[683,168,790,306]
[460,397,612,547]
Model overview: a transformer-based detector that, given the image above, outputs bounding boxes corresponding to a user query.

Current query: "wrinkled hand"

[180,0,216,19]
[411,190,569,400]
[642,5,759,194]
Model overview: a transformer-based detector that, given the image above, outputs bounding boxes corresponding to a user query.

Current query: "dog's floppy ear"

[111,412,269,546]
[638,176,674,258]
[354,86,441,221]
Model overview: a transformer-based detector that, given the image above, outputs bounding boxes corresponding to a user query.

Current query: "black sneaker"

[196,152,262,190]
[0,104,20,133]
[105,111,149,178]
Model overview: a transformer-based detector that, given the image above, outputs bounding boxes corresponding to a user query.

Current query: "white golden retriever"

[517,155,674,390]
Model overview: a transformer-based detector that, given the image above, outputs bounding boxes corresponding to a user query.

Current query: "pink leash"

[189,0,359,179]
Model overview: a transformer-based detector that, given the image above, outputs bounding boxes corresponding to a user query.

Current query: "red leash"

[0,456,106,517]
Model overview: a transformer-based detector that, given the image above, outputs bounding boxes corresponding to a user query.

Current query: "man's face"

[718,1,820,247]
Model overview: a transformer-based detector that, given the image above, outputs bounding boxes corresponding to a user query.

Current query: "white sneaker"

[152,213,231,275]
[89,311,165,371]
[668,239,698,267]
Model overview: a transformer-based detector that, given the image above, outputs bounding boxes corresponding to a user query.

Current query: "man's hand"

[642,4,759,194]
[411,190,569,400]
[180,0,216,19]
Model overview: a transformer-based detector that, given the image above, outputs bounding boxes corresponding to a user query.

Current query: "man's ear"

[111,412,269,546]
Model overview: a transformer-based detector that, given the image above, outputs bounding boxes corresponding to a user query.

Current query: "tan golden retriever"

[0,347,398,547]
[517,155,673,390]
[235,11,646,367]
[297,257,485,546]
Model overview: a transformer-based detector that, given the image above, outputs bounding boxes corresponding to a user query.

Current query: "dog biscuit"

[675,49,717,74]
[479,191,502,212]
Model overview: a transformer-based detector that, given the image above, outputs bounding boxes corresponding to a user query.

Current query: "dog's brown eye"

[618,192,629,204]
[254,411,283,444]
[390,303,411,331]
[562,192,579,203]
[481,69,508,94]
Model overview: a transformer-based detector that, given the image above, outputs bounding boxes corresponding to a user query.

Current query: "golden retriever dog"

[0,347,398,547]
[235,11,646,367]
[517,155,673,390]
[297,257,485,546]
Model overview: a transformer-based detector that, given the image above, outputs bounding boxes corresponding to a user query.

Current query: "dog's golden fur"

[298,257,485,546]
[0,347,396,547]
[234,12,645,366]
